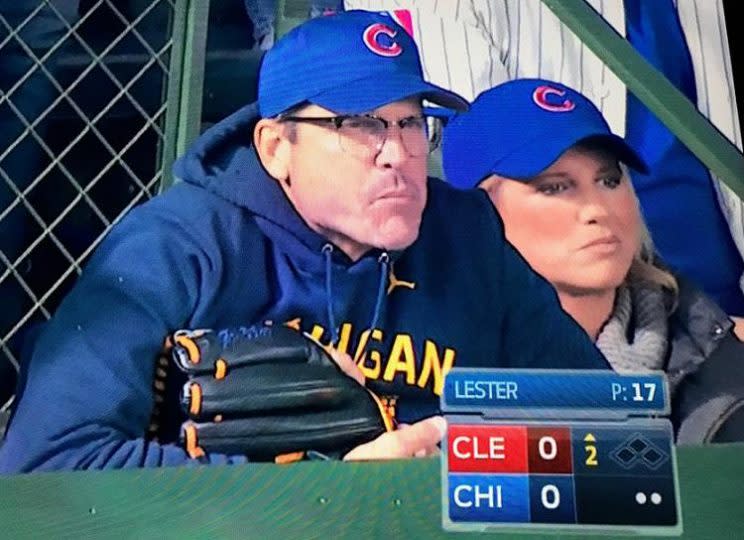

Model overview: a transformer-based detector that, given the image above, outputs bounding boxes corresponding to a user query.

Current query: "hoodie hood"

[174,103,331,269]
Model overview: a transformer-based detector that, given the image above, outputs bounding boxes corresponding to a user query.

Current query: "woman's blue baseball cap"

[442,78,648,188]
[257,10,469,117]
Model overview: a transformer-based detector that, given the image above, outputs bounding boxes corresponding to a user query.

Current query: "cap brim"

[308,73,469,114]
[492,133,648,180]
[581,134,648,174]
[422,105,457,125]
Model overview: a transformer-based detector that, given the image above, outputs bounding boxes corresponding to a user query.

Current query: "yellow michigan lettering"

[383,334,416,384]
[279,317,457,394]
[417,340,455,395]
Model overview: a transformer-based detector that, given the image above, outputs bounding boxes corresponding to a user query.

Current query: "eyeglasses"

[277,113,442,158]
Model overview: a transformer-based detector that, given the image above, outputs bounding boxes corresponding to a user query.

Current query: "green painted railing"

[158,0,210,192]
[1,444,742,539]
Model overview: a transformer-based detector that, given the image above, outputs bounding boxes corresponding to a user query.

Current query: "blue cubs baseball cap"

[257,10,469,118]
[442,78,648,188]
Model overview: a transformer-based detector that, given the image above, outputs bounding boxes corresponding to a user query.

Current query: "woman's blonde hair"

[620,163,679,301]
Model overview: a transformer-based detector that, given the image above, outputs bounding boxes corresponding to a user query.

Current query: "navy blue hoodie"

[0,104,609,473]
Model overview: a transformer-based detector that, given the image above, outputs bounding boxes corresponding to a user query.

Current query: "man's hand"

[325,345,446,461]
[321,342,446,461]
[343,416,447,461]
[731,316,744,341]
[309,337,365,385]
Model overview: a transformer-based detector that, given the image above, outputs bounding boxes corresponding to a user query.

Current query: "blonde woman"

[442,79,744,444]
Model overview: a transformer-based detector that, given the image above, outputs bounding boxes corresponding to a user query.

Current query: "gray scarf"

[595,284,669,372]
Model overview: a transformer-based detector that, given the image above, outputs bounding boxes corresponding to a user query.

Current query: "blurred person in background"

[243,0,344,51]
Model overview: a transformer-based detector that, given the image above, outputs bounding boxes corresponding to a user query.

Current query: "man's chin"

[375,227,420,252]
[359,212,423,252]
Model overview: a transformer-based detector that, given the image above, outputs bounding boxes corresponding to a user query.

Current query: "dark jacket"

[666,277,744,444]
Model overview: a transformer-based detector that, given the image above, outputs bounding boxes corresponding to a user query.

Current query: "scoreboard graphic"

[441,369,682,535]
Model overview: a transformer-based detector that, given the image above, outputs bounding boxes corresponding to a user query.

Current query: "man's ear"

[476,174,503,193]
[254,118,291,183]
[478,175,503,198]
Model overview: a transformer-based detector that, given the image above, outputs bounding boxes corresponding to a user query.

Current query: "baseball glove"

[170,325,394,462]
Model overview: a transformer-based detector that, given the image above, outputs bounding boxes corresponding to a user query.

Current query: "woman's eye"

[536,182,568,195]
[600,175,623,188]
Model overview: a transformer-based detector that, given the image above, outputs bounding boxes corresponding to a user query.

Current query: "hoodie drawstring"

[321,244,389,346]
[370,252,389,332]
[322,244,338,344]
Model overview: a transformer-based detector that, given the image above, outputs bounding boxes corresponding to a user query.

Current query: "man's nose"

[375,127,408,167]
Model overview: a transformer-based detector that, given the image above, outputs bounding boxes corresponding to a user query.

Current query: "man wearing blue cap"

[1,12,609,473]
[443,79,744,443]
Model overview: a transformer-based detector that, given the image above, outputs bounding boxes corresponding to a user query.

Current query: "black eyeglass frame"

[276,113,441,156]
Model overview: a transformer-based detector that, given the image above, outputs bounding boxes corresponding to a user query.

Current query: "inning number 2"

[584,434,598,466]
[585,445,598,466]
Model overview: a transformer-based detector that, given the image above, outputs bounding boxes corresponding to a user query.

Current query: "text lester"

[454,380,518,401]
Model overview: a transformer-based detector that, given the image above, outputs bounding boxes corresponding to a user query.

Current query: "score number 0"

[536,436,563,510]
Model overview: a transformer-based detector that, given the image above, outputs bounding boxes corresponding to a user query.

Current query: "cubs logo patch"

[532,85,576,112]
[363,23,403,57]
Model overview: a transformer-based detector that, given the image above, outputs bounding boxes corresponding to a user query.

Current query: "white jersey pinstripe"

[345,0,744,295]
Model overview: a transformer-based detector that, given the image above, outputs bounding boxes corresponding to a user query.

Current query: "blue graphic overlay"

[442,368,669,418]
[441,371,682,536]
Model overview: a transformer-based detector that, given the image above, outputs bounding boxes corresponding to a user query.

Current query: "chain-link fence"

[0,0,182,418]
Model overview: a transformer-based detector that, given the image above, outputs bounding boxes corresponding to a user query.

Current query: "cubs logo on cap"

[533,85,576,112]
[363,23,403,57]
